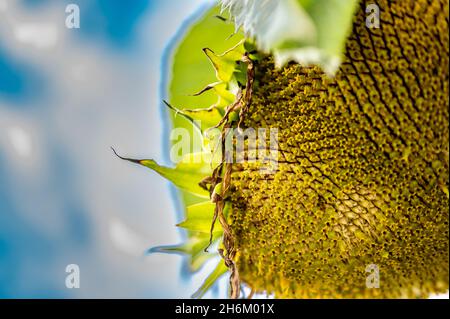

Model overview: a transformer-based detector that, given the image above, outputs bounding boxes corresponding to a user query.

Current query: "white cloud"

[6,124,33,158]
[0,0,8,12]
[14,23,59,49]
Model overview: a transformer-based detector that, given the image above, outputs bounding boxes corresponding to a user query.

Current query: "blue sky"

[0,0,227,298]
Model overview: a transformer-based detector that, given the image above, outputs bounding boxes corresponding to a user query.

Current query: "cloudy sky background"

[0,0,234,298]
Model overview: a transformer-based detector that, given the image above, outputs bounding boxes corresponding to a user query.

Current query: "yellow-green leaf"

[167,5,244,209]
[164,100,224,132]
[169,6,243,112]
[194,81,236,108]
[113,148,212,198]
[177,201,220,233]
[203,39,245,83]
[148,232,222,273]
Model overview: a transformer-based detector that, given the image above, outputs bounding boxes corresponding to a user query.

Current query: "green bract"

[117,6,248,297]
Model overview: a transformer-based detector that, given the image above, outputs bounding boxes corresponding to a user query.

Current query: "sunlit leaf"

[113,148,212,198]
[164,100,224,132]
[177,201,220,233]
[169,6,243,112]
[168,5,243,209]
[148,231,222,273]
[194,82,236,108]
[203,40,245,83]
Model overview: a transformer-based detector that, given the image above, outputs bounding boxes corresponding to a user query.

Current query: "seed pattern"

[230,0,449,298]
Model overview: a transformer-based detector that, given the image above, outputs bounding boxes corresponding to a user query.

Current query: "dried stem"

[202,52,255,299]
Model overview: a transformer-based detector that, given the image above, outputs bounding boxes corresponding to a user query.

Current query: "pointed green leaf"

[169,6,243,112]
[164,100,224,132]
[177,201,220,233]
[148,232,205,255]
[113,149,213,198]
[161,5,241,288]
[194,81,236,108]
[192,260,228,298]
[141,153,213,198]
[148,231,222,273]
[203,40,245,83]
[168,6,244,211]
